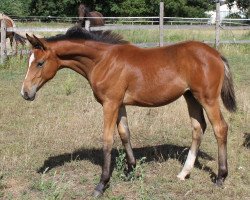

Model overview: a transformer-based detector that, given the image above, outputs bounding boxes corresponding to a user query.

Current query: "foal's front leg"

[93,101,119,197]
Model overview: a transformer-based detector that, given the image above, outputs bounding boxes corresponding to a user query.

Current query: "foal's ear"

[26,34,37,46]
[26,34,48,50]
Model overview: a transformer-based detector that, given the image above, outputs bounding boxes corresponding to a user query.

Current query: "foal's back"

[112,41,224,106]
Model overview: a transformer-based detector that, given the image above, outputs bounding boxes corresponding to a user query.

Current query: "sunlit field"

[0,25,249,199]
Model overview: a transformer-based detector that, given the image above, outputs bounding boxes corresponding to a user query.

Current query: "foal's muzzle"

[21,91,36,101]
[21,84,37,101]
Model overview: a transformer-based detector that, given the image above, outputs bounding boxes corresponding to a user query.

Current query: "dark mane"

[45,26,128,44]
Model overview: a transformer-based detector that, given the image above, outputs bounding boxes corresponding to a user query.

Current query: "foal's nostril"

[21,90,35,101]
[22,91,30,100]
[24,91,29,98]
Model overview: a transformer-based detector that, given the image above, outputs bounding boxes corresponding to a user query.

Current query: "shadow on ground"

[243,132,250,149]
[37,144,217,182]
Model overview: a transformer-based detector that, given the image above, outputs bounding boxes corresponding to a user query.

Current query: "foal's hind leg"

[177,91,206,180]
[203,101,228,186]
[117,106,136,173]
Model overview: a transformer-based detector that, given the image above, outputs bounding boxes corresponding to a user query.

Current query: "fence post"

[215,0,220,49]
[159,2,164,47]
[85,20,90,31]
[1,19,7,64]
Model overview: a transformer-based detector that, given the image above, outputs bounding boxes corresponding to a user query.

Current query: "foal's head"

[21,34,60,101]
[21,27,127,101]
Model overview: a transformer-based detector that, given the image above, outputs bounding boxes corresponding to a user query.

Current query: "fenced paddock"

[0,3,250,200]
[1,1,250,63]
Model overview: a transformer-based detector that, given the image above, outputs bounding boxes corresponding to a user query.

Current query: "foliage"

[115,149,146,182]
[1,0,249,18]
[226,0,250,18]
[29,0,82,17]
[109,0,215,17]
[32,170,68,200]
[226,12,244,19]
[164,0,214,17]
[0,0,31,16]
[1,0,216,17]
[111,0,150,16]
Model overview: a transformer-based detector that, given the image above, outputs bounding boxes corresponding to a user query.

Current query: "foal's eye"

[37,61,44,68]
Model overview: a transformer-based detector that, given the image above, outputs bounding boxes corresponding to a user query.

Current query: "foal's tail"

[14,32,26,45]
[220,56,237,112]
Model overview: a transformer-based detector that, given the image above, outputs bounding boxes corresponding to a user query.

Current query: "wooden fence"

[1,2,250,64]
[1,19,7,64]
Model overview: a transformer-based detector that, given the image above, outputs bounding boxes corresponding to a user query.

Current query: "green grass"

[0,28,249,199]
[117,29,250,43]
[16,21,72,28]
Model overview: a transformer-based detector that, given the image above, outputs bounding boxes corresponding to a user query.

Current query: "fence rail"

[6,24,250,33]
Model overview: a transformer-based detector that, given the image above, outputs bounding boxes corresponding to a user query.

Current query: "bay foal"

[21,27,236,197]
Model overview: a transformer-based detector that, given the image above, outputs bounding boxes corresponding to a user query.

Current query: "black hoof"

[92,189,103,198]
[125,163,136,174]
[93,182,107,197]
[215,178,224,187]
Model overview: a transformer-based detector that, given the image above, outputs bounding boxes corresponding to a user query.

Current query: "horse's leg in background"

[14,38,18,56]
[177,91,206,180]
[16,39,23,59]
[20,44,23,59]
[203,101,228,186]
[10,35,14,54]
[117,106,136,173]
[9,34,17,55]
[93,101,119,197]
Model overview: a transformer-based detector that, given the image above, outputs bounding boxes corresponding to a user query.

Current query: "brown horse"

[21,26,236,197]
[0,13,26,53]
[78,3,104,27]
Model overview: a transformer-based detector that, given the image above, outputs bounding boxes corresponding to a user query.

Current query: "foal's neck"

[54,40,109,79]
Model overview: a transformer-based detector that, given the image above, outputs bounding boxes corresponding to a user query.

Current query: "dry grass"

[0,34,249,199]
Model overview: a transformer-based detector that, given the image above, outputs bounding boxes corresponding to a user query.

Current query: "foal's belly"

[121,62,188,107]
[123,82,187,107]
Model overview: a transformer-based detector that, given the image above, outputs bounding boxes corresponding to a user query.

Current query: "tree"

[0,0,219,18]
[226,0,250,18]
[30,0,82,17]
[109,0,151,16]
[162,0,214,17]
[0,0,30,16]
[110,0,214,17]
